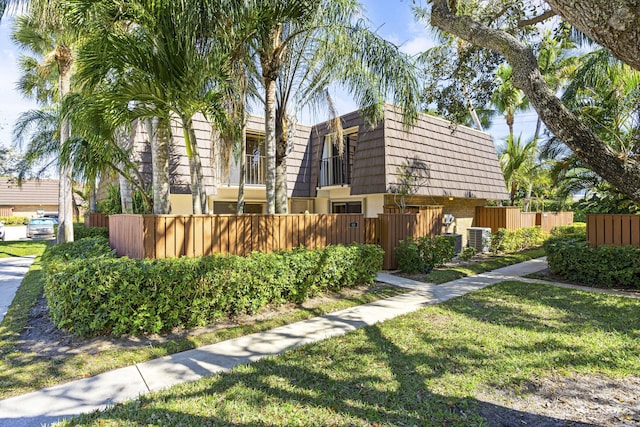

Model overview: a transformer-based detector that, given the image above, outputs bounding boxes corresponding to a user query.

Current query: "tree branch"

[429,0,640,202]
[517,9,556,28]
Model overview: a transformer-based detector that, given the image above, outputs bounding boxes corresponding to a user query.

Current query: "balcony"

[220,154,266,186]
[319,155,351,187]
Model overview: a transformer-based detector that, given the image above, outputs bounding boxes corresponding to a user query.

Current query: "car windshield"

[30,219,55,225]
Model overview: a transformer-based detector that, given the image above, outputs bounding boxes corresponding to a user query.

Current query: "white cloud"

[400,35,436,56]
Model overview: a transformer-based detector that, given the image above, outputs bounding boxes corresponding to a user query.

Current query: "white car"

[26,218,56,239]
[0,221,4,241]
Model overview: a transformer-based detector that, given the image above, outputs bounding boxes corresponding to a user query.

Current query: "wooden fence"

[475,206,573,233]
[0,207,14,217]
[378,207,443,269]
[109,207,443,270]
[84,213,109,229]
[110,214,367,259]
[587,214,640,247]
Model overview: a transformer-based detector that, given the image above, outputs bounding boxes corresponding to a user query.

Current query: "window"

[331,201,362,214]
[319,128,358,187]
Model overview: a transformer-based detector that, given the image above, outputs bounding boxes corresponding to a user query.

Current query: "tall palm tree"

[491,64,529,140]
[12,7,78,242]
[499,134,538,206]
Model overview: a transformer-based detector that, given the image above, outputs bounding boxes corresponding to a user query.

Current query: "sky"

[0,1,530,155]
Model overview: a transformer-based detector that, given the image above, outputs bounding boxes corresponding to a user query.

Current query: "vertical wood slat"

[587,214,640,247]
[85,213,110,229]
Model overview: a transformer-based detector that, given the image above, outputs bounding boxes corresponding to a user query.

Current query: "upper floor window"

[319,127,358,187]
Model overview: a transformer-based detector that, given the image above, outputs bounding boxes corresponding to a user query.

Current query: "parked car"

[26,218,56,239]
[0,221,4,241]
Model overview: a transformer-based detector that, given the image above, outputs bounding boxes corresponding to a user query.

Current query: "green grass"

[0,240,48,258]
[57,281,640,426]
[0,275,404,400]
[405,248,545,284]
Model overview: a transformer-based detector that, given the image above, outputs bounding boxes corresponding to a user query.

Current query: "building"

[0,178,60,218]
[122,104,508,245]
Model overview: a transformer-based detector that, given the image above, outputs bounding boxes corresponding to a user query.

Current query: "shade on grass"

[59,281,640,426]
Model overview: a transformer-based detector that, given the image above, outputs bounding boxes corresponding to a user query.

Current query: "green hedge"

[42,242,383,337]
[73,223,109,239]
[544,235,640,288]
[550,222,586,237]
[491,226,550,253]
[0,216,29,225]
[395,235,455,273]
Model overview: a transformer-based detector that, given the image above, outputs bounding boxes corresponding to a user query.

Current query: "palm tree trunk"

[264,77,277,214]
[236,116,247,214]
[275,112,288,214]
[181,117,201,214]
[188,123,207,213]
[462,83,484,131]
[57,49,74,244]
[116,126,134,213]
[147,117,171,214]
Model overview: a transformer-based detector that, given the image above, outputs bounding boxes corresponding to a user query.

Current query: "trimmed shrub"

[74,223,109,239]
[458,246,476,261]
[42,242,383,337]
[0,216,30,226]
[395,235,455,273]
[550,222,586,237]
[491,226,550,253]
[544,235,640,288]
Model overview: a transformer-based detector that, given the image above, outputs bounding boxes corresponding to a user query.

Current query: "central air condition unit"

[468,227,492,253]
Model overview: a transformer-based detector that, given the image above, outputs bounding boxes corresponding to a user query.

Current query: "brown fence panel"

[475,206,522,231]
[0,207,14,217]
[520,212,537,228]
[378,207,443,270]
[365,218,380,244]
[109,214,144,258]
[587,214,640,247]
[85,213,109,229]
[536,212,574,233]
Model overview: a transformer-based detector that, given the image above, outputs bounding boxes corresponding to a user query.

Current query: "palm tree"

[12,7,78,242]
[491,64,529,140]
[499,134,538,206]
[72,0,229,214]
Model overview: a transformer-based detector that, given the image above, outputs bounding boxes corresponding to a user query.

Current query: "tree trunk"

[56,47,74,244]
[263,77,277,214]
[147,117,171,214]
[430,0,640,203]
[524,182,533,212]
[545,0,640,72]
[181,116,205,214]
[275,110,288,214]
[236,116,247,214]
[189,122,207,214]
[116,126,134,214]
[462,83,484,131]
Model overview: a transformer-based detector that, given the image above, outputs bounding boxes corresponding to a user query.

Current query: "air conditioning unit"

[468,227,492,253]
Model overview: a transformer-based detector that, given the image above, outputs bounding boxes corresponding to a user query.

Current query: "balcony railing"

[319,155,350,187]
[220,154,266,186]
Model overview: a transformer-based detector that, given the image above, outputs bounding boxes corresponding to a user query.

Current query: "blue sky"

[0,1,529,153]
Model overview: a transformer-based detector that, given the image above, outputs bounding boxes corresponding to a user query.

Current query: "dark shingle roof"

[0,178,59,206]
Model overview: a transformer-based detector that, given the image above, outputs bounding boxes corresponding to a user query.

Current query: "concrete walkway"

[0,256,36,324]
[0,257,550,427]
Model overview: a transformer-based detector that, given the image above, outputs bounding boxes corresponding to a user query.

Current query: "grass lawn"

[403,247,545,284]
[0,240,48,258]
[57,281,640,426]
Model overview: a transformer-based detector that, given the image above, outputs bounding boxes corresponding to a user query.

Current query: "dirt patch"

[476,374,640,426]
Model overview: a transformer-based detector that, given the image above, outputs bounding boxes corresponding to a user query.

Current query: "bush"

[545,235,640,288]
[491,226,550,253]
[458,246,476,261]
[42,243,383,337]
[395,235,455,273]
[550,222,586,237]
[0,216,29,225]
[73,223,109,239]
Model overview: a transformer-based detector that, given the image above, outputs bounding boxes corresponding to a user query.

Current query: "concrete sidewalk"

[0,257,549,427]
[0,256,36,324]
